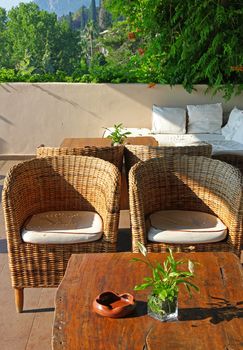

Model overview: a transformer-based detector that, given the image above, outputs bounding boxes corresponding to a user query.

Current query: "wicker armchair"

[212,151,243,176]
[37,145,124,171]
[3,156,121,312]
[129,155,243,256]
[124,143,212,175]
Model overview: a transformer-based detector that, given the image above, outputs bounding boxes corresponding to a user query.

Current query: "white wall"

[0,83,242,155]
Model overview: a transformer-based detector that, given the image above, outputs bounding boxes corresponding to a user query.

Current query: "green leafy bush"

[0,1,242,100]
[106,0,243,99]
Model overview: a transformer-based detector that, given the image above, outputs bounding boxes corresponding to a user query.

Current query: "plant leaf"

[134,282,152,290]
[137,242,147,256]
[188,260,194,274]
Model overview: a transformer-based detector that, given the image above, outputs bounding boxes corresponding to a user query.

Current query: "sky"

[0,0,30,11]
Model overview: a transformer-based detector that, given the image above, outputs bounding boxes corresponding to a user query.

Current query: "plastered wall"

[0,83,242,155]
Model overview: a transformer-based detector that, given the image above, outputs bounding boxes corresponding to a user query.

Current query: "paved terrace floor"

[0,160,242,350]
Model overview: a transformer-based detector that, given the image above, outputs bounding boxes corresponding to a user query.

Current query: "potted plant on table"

[104,123,131,146]
[132,242,199,322]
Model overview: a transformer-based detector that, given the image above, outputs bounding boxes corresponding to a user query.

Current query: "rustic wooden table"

[61,136,158,147]
[60,137,158,210]
[60,138,112,147]
[52,252,243,350]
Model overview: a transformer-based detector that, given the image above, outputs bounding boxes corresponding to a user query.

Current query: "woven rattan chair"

[212,151,243,176]
[129,155,243,256]
[3,156,121,312]
[124,143,212,175]
[36,145,124,171]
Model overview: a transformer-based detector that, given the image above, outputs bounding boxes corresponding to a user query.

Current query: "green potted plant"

[132,242,199,322]
[104,123,131,145]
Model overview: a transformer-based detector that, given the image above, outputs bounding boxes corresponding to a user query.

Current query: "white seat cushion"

[22,211,103,244]
[148,210,227,244]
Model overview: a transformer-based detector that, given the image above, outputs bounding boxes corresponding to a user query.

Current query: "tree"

[55,18,81,74]
[89,20,143,83]
[106,0,243,98]
[4,3,81,75]
[80,6,88,30]
[89,0,97,24]
[98,0,112,31]
[6,3,58,71]
[0,7,9,67]
[81,20,99,64]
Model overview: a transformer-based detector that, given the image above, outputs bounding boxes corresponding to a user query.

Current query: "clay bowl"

[93,291,136,318]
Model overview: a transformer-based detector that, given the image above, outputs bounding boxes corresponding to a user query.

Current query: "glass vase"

[147,294,178,322]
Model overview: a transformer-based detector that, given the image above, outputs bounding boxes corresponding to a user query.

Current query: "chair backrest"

[125,143,212,174]
[129,155,243,225]
[212,152,243,176]
[3,155,121,223]
[36,145,124,171]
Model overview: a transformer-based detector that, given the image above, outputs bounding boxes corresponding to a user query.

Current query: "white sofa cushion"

[22,211,103,244]
[222,107,243,143]
[152,105,186,134]
[187,103,223,134]
[148,210,227,244]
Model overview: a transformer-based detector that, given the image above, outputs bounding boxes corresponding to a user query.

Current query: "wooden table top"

[60,138,112,147]
[52,252,243,350]
[61,136,158,148]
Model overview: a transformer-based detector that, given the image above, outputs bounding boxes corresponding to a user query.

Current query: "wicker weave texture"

[124,143,212,174]
[212,153,243,176]
[37,145,124,171]
[129,155,243,256]
[3,156,121,288]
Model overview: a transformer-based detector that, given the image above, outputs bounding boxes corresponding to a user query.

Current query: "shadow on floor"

[117,228,131,252]
[23,307,55,314]
[0,238,8,253]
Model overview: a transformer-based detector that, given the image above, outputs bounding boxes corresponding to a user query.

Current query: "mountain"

[34,0,99,17]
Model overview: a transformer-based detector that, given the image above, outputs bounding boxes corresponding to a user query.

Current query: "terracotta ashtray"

[93,291,136,318]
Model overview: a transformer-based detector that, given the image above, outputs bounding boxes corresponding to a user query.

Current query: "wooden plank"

[60,138,112,147]
[52,252,243,350]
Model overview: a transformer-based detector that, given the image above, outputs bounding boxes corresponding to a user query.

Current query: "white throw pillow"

[222,107,243,144]
[187,103,223,134]
[152,105,186,134]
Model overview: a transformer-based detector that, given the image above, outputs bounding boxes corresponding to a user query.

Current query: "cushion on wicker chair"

[22,211,103,244]
[148,210,227,244]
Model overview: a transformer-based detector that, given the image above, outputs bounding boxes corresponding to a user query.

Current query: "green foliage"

[0,3,81,77]
[105,0,243,99]
[0,0,242,100]
[104,123,131,144]
[89,0,97,23]
[132,242,199,304]
[99,0,112,31]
